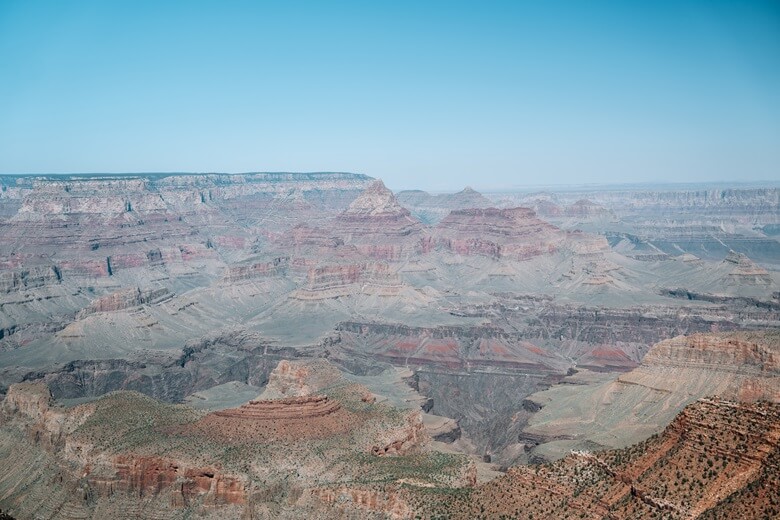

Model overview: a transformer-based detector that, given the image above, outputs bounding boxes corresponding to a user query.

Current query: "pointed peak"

[460,186,477,193]
[344,179,409,217]
[364,179,391,194]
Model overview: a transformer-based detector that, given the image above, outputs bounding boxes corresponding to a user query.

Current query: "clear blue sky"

[0,1,778,190]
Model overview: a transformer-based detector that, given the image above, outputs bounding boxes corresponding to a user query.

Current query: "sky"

[0,1,778,191]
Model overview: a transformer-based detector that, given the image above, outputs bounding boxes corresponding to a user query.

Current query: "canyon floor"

[0,173,778,518]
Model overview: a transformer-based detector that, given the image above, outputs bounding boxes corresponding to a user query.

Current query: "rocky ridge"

[519,331,780,461]
[396,187,494,224]
[0,359,474,519]
[403,398,780,519]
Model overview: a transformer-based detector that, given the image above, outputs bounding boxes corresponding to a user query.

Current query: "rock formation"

[330,180,426,261]
[433,207,566,260]
[396,186,494,224]
[0,359,474,519]
[1,174,779,518]
[520,331,780,461]
[406,398,780,519]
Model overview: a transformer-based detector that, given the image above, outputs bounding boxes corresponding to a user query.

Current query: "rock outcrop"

[406,398,780,519]
[293,262,404,300]
[77,286,171,316]
[723,251,773,285]
[0,360,472,519]
[0,172,373,282]
[0,265,61,293]
[331,180,426,261]
[520,331,780,460]
[432,207,608,261]
[433,207,565,260]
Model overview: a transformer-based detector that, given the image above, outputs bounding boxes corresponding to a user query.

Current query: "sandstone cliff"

[521,331,780,461]
[406,398,780,519]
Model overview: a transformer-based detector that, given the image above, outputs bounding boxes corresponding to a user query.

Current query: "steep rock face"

[332,180,426,261]
[521,331,780,460]
[77,286,171,316]
[222,257,288,283]
[432,207,608,261]
[434,207,564,260]
[0,265,61,293]
[4,178,214,278]
[410,398,780,519]
[294,263,403,300]
[0,172,373,282]
[21,330,292,402]
[642,332,778,374]
[2,381,56,424]
[334,322,569,372]
[90,455,247,506]
[0,360,474,519]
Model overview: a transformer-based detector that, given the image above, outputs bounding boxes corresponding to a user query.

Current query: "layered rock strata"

[520,331,780,461]
[406,398,780,519]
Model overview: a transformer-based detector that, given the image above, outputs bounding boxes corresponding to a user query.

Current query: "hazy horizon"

[1,1,779,191]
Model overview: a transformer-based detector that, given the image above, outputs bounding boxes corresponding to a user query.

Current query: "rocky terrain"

[0,359,475,519]
[492,185,780,268]
[404,398,780,519]
[519,331,780,462]
[0,173,778,518]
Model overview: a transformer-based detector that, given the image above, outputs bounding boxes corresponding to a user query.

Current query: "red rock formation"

[409,398,780,519]
[0,172,372,282]
[332,180,426,261]
[181,394,358,442]
[101,455,246,505]
[433,207,566,260]
[78,286,171,316]
[294,262,403,299]
[642,332,779,375]
[214,394,341,420]
[310,486,414,519]
[222,257,288,283]
[335,321,570,372]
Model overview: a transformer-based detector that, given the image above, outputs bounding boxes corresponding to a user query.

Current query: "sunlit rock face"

[331,180,427,261]
[0,173,779,519]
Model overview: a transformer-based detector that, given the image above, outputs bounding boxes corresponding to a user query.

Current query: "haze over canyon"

[0,172,777,519]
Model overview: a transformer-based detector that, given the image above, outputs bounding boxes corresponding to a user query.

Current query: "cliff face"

[77,287,171,316]
[335,321,570,372]
[0,359,473,520]
[642,332,778,374]
[331,180,426,261]
[0,172,373,281]
[222,257,288,283]
[294,262,404,300]
[407,398,780,519]
[433,207,564,260]
[520,331,780,461]
[0,265,61,293]
[723,251,773,285]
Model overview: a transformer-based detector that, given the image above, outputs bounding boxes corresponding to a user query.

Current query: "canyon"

[0,173,778,518]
